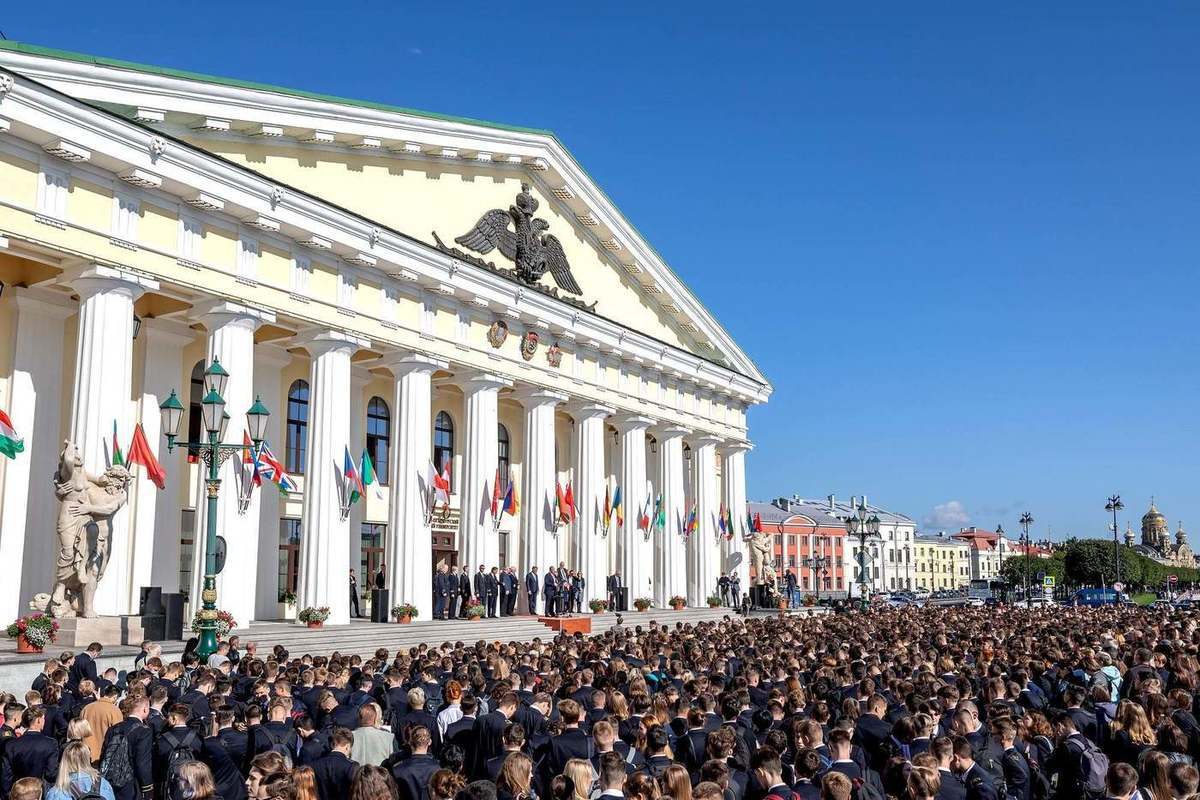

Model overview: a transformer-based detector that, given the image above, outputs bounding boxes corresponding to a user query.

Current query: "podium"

[615,588,629,612]
[371,589,390,623]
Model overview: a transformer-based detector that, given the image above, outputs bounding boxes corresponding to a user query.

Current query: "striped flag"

[0,410,23,460]
[111,420,125,467]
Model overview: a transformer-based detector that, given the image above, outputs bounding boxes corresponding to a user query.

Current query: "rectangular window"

[279,519,302,596]
[37,165,69,220]
[179,214,203,262]
[238,235,259,280]
[179,509,195,602]
[111,193,140,242]
[291,253,312,292]
[360,523,386,597]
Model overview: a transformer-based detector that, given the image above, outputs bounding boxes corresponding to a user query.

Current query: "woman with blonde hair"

[607,691,629,724]
[47,741,114,800]
[562,759,594,800]
[170,762,219,800]
[658,765,692,800]
[65,718,92,745]
[497,752,535,800]
[1109,700,1155,766]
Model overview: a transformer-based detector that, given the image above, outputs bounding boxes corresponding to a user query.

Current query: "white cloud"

[924,500,970,531]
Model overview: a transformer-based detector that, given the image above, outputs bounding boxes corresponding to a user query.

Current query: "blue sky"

[5,2,1198,541]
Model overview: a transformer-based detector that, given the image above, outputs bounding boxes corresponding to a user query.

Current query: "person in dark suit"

[391,725,440,800]
[473,566,488,606]
[469,693,518,779]
[375,562,387,590]
[497,568,511,617]
[349,568,362,618]
[0,707,59,795]
[311,727,357,800]
[486,723,526,782]
[458,569,472,618]
[68,642,102,689]
[853,695,894,773]
[544,700,591,780]
[544,569,559,617]
[100,696,155,800]
[486,567,500,618]
[607,570,624,611]
[950,737,998,800]
[446,566,462,619]
[433,565,451,620]
[202,710,249,800]
[525,567,540,615]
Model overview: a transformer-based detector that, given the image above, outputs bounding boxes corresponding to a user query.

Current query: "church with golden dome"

[1127,499,1195,568]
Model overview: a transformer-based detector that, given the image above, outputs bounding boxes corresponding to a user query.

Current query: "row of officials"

[347,563,631,621]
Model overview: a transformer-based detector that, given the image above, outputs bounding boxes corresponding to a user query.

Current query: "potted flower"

[298,606,331,628]
[634,597,652,612]
[7,613,58,654]
[278,590,297,621]
[464,598,486,620]
[803,593,816,607]
[190,609,237,639]
[391,603,419,624]
[589,599,609,614]
[705,595,722,609]
[670,595,688,610]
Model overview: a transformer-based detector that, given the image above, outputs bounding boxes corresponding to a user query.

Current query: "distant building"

[913,532,970,591]
[1130,500,1195,568]
[951,526,1021,581]
[747,498,847,595]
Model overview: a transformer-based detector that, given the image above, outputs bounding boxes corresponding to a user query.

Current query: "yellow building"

[913,533,970,591]
[0,43,770,626]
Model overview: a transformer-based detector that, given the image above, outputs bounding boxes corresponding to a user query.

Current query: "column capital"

[8,286,76,320]
[139,317,196,348]
[65,263,159,301]
[720,440,754,456]
[612,413,658,433]
[383,351,447,377]
[565,400,615,421]
[649,423,691,441]
[194,299,277,329]
[453,371,512,394]
[297,329,370,358]
[254,344,293,370]
[511,385,567,409]
[686,433,723,449]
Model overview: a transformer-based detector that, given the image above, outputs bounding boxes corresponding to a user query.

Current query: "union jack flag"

[255,440,296,494]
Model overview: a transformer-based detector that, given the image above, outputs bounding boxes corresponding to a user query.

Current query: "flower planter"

[674,604,688,611]
[306,621,323,629]
[396,615,412,624]
[16,634,42,654]
[468,615,481,621]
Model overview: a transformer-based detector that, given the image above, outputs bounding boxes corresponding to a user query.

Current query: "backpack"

[68,780,107,800]
[161,730,199,789]
[850,776,885,800]
[99,728,135,787]
[1065,736,1109,797]
[260,725,295,757]
[1023,744,1054,800]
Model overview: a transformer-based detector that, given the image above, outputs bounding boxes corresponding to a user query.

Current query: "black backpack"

[1064,736,1110,798]
[68,781,107,800]
[99,729,135,787]
[161,730,199,789]
[260,724,295,757]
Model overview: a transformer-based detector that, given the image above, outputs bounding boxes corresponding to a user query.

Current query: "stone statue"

[45,442,130,618]
[747,530,776,586]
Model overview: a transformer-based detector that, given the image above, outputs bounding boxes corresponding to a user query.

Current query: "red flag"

[126,423,167,489]
[753,512,763,533]
[491,468,501,517]
[564,483,576,522]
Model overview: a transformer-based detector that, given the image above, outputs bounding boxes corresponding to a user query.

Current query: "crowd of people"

[2,605,1200,800]
[428,564,592,620]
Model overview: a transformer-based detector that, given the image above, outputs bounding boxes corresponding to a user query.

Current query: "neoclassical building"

[0,43,770,627]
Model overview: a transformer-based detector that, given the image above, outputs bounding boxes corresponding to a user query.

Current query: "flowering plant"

[706,595,722,607]
[634,596,653,611]
[465,598,486,618]
[391,603,419,619]
[588,599,609,613]
[6,614,59,648]
[190,609,237,639]
[298,606,331,623]
[671,595,688,608]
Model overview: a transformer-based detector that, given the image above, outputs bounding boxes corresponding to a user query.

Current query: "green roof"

[0,39,552,136]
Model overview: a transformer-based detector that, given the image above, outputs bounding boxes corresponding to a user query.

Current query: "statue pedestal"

[55,616,149,647]
[750,585,774,609]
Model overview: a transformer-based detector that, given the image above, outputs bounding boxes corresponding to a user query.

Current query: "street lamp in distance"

[1105,494,1124,603]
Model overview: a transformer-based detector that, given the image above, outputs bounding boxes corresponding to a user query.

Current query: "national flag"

[111,420,125,467]
[637,497,651,532]
[502,474,519,517]
[243,433,263,487]
[718,503,728,535]
[126,423,167,489]
[603,484,612,528]
[491,468,502,518]
[344,446,364,505]
[361,448,381,498]
[430,459,451,508]
[685,505,698,536]
[753,512,763,533]
[746,510,754,536]
[556,481,570,523]
[256,441,295,494]
[564,482,577,522]
[0,410,24,460]
[653,494,665,531]
[612,485,624,527]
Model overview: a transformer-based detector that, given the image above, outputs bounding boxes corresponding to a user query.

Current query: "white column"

[348,373,367,612]
[67,265,158,615]
[457,373,510,573]
[568,402,614,605]
[190,302,274,629]
[651,425,689,607]
[252,347,289,619]
[0,290,72,621]
[514,388,566,581]
[614,414,656,601]
[687,435,721,606]
[384,353,445,619]
[129,320,192,603]
[721,442,752,591]
[297,331,365,626]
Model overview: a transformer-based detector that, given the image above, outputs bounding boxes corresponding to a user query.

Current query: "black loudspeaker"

[163,593,185,640]
[616,587,629,612]
[371,589,390,623]
[139,586,165,617]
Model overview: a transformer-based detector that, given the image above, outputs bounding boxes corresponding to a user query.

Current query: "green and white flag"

[0,410,23,460]
[361,448,382,499]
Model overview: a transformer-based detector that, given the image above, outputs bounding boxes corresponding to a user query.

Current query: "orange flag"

[126,423,167,489]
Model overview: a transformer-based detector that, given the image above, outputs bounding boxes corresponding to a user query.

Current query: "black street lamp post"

[844,499,881,611]
[1019,512,1034,601]
[1106,494,1124,603]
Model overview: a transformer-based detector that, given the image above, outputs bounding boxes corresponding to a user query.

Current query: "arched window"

[286,379,309,474]
[186,361,204,461]
[366,396,390,485]
[433,411,454,477]
[497,424,511,492]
